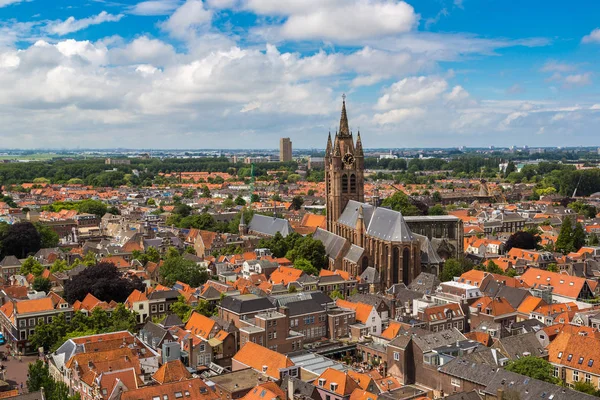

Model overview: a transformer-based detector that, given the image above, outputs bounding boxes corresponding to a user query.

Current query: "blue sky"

[0,0,598,149]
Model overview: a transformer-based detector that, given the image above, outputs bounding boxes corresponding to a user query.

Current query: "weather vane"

[342,93,346,102]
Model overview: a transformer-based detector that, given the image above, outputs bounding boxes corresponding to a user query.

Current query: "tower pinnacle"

[339,95,350,137]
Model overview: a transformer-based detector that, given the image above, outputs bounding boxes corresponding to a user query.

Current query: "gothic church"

[314,99,423,288]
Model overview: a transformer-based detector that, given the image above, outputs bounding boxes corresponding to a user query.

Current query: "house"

[313,368,360,400]
[520,268,595,302]
[547,331,600,387]
[469,296,517,338]
[491,332,547,360]
[219,294,277,328]
[336,299,382,339]
[0,293,72,353]
[121,378,218,400]
[232,342,299,381]
[418,303,466,333]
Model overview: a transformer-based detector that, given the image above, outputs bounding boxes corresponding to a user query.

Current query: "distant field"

[0,153,75,161]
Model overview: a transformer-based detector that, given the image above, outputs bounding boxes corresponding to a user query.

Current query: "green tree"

[109,303,138,332]
[50,259,69,273]
[27,360,54,393]
[293,258,319,276]
[76,199,108,218]
[35,223,59,248]
[330,290,345,300]
[441,258,465,282]
[284,235,327,270]
[291,196,304,211]
[504,161,516,178]
[573,222,586,251]
[20,256,43,275]
[32,277,52,293]
[201,185,211,198]
[381,191,421,216]
[428,204,446,216]
[250,193,260,203]
[547,263,559,272]
[485,260,503,275]
[573,381,599,396]
[555,216,575,254]
[271,193,283,202]
[234,195,246,206]
[505,356,557,384]
[288,285,298,293]
[590,233,600,246]
[160,255,209,287]
[432,191,442,203]
[171,295,192,321]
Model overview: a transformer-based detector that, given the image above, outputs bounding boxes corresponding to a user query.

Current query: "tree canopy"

[505,356,558,384]
[63,262,145,304]
[381,191,422,216]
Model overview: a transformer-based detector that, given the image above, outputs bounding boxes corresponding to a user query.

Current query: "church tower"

[325,96,365,233]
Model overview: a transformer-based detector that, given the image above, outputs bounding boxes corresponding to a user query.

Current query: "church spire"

[339,94,350,137]
[356,131,363,157]
[326,131,332,156]
[333,133,341,157]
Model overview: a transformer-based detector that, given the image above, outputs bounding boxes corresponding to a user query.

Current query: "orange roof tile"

[314,368,360,396]
[232,342,294,380]
[336,299,373,324]
[152,360,192,384]
[185,311,217,339]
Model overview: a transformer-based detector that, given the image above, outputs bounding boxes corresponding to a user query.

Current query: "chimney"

[287,377,295,400]
[497,388,504,400]
[187,337,194,368]
[262,365,268,373]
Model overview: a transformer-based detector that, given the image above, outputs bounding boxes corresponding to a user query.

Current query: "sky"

[0,0,599,149]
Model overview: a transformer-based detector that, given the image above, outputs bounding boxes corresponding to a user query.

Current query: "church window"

[342,174,348,193]
[350,174,357,193]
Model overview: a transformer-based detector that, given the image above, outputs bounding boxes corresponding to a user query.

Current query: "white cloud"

[541,60,576,73]
[373,107,425,125]
[591,104,600,110]
[564,72,592,86]
[46,11,124,36]
[252,0,418,42]
[375,76,448,110]
[129,0,182,16]
[161,0,212,39]
[582,28,600,44]
[0,0,22,7]
[506,84,524,94]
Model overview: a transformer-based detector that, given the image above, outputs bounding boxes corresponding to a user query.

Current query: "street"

[0,343,40,394]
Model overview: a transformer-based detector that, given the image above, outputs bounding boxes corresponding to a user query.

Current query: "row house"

[547,331,600,389]
[336,299,382,339]
[520,268,596,302]
[418,303,466,333]
[468,296,517,338]
[0,293,72,353]
[232,342,300,381]
[50,331,160,400]
[239,310,304,354]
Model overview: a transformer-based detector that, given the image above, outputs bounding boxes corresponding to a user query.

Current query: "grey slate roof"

[270,291,334,307]
[313,228,347,260]
[139,321,170,349]
[147,289,179,300]
[344,244,365,263]
[284,299,325,316]
[407,272,440,295]
[159,314,184,328]
[366,207,414,242]
[440,358,499,386]
[0,255,21,267]
[493,332,546,360]
[220,293,276,314]
[444,391,482,400]
[413,234,443,265]
[337,200,374,229]
[360,266,380,284]
[412,328,466,352]
[483,369,596,400]
[248,214,293,237]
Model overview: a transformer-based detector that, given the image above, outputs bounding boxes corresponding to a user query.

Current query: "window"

[553,367,559,378]
[451,378,461,387]
[567,354,573,362]
[151,305,157,313]
[19,320,26,328]
[159,304,165,312]
[589,360,594,367]
[29,318,35,326]
[586,374,592,384]
[573,371,579,382]
[394,352,400,361]
[558,352,563,359]
[579,357,584,365]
